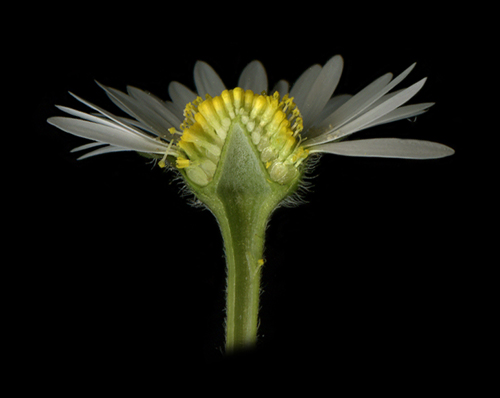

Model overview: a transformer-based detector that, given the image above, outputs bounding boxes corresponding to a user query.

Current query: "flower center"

[172,88,309,186]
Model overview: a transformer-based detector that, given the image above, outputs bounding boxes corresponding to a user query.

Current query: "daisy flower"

[47,55,454,353]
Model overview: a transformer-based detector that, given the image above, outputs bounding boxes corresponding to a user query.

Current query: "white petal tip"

[310,138,455,160]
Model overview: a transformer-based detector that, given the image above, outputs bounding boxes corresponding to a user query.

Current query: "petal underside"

[310,138,454,159]
[47,116,168,154]
[306,77,428,146]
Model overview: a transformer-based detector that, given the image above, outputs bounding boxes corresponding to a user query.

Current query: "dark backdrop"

[16,3,471,388]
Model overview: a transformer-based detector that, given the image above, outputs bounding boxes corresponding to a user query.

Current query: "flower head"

[47,55,455,353]
[170,88,308,186]
[48,56,453,178]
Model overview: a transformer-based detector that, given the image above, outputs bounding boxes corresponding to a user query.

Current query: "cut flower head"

[48,55,454,191]
[47,55,454,353]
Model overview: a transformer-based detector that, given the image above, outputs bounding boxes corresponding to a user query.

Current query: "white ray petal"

[363,88,404,111]
[289,64,322,110]
[126,85,183,128]
[55,105,124,129]
[76,145,133,160]
[309,138,454,159]
[96,82,175,138]
[110,114,169,138]
[314,73,392,133]
[300,55,344,131]
[68,92,160,144]
[56,105,172,142]
[272,80,289,96]
[307,94,353,137]
[164,101,184,123]
[362,102,435,129]
[193,61,226,98]
[70,142,106,152]
[315,63,416,135]
[238,60,268,94]
[83,107,179,141]
[168,81,198,110]
[305,78,428,146]
[47,117,169,154]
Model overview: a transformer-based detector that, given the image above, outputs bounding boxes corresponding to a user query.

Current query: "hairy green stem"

[181,121,302,353]
[216,193,267,352]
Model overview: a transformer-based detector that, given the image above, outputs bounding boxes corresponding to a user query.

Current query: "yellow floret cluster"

[174,88,309,186]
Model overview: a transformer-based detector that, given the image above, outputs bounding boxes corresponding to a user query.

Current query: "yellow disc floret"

[174,88,309,186]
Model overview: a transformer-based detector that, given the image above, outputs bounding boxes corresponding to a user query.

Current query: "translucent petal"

[193,61,226,98]
[164,100,184,123]
[47,117,168,154]
[272,80,289,96]
[76,145,133,160]
[289,64,322,110]
[300,55,344,131]
[96,82,176,138]
[315,63,416,136]
[126,85,183,127]
[238,60,268,94]
[70,142,106,152]
[310,138,454,159]
[168,81,198,110]
[68,92,158,142]
[305,78,428,146]
[362,102,435,129]
[109,114,170,138]
[307,94,352,137]
[55,105,125,129]
[56,104,172,140]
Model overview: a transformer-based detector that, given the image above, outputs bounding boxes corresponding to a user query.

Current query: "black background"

[14,3,476,390]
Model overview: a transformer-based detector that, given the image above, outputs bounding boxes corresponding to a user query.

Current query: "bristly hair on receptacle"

[157,151,322,211]
[158,157,208,209]
[278,152,322,209]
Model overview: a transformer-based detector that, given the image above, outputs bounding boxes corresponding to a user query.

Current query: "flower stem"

[180,121,302,353]
[216,191,268,353]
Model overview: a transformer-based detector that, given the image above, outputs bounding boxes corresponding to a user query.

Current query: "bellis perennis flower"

[47,55,454,353]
